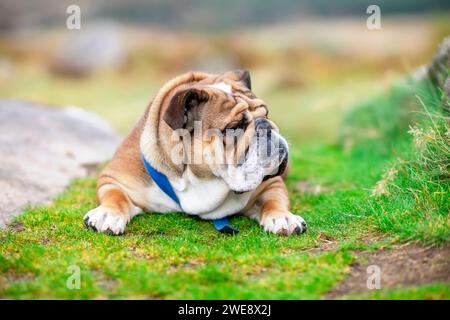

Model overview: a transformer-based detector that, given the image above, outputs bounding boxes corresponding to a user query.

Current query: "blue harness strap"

[142,155,239,235]
[142,155,181,206]
[212,217,239,235]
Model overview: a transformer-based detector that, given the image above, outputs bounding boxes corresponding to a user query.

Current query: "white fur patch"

[141,167,252,220]
[217,131,288,193]
[208,82,232,94]
[260,212,307,235]
[84,206,130,235]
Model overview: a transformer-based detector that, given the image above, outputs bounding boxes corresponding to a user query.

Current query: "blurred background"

[0,0,449,144]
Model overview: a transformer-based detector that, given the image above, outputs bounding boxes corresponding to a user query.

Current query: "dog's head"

[149,70,288,193]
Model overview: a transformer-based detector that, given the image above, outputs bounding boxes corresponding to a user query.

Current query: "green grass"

[338,80,449,244]
[0,76,449,299]
[0,157,372,299]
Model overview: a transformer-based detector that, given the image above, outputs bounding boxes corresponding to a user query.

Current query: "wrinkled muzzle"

[254,118,288,180]
[220,118,288,193]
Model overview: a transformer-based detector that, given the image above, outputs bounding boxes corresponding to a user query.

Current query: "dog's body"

[84,70,307,235]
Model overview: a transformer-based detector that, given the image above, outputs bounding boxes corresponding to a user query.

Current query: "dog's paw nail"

[83,206,127,235]
[261,212,307,236]
[83,216,95,230]
[301,221,307,233]
[105,229,116,236]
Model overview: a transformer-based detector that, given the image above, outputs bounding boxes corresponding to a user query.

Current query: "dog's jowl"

[83,70,307,235]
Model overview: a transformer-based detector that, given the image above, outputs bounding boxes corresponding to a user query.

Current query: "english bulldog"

[84,70,307,235]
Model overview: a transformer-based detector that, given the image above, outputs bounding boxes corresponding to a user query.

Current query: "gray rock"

[52,22,127,77]
[0,100,121,227]
[427,37,450,112]
[427,36,450,89]
[412,37,450,112]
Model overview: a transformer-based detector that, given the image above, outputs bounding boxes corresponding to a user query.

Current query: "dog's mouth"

[226,120,289,194]
[262,149,288,181]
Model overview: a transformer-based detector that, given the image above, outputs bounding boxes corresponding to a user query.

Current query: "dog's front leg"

[84,185,139,235]
[246,177,307,235]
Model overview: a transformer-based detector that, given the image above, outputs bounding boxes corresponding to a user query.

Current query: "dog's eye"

[237,118,248,129]
[224,117,248,132]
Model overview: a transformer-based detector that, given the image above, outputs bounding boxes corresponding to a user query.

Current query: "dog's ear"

[163,88,209,130]
[224,69,251,90]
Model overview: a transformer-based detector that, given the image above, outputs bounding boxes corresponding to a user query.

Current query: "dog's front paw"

[260,211,307,235]
[83,206,129,235]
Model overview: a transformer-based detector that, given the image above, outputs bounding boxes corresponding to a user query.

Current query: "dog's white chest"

[143,170,252,219]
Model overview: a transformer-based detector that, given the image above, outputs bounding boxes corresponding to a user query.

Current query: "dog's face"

[162,70,288,193]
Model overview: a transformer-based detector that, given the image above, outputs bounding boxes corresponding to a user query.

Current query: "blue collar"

[141,155,238,235]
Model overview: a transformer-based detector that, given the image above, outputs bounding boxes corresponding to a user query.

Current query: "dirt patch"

[168,259,205,274]
[98,276,118,292]
[9,221,25,232]
[0,271,34,290]
[327,243,450,298]
[144,230,169,238]
[89,270,119,294]
[303,232,338,254]
[304,231,385,254]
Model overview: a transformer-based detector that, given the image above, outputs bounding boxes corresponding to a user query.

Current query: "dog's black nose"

[255,118,272,158]
[255,118,272,144]
[254,117,289,181]
[255,118,272,131]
